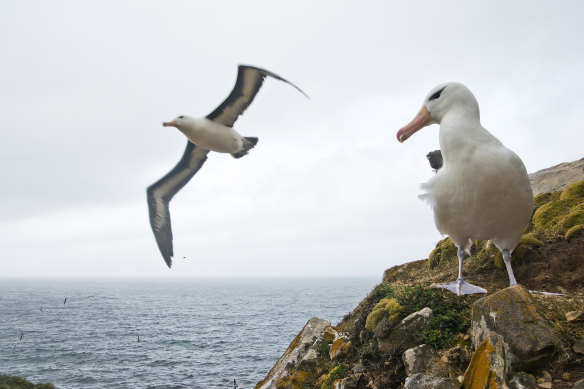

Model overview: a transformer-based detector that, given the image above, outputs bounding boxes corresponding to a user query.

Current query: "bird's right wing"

[206,65,308,128]
[146,142,210,267]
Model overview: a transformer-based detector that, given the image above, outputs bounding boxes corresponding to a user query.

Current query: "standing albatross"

[396,82,533,295]
[147,65,308,268]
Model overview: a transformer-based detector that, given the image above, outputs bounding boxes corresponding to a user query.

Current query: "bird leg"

[502,249,562,295]
[433,246,488,295]
[502,249,518,286]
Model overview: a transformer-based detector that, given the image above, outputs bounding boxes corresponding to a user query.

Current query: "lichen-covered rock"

[463,332,510,389]
[508,372,537,388]
[402,344,437,375]
[329,337,350,360]
[471,285,559,370]
[320,364,349,389]
[378,307,434,355]
[331,373,362,389]
[324,325,337,343]
[255,317,332,389]
[404,373,460,389]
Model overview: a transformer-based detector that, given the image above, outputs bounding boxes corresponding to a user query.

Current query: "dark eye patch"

[178,115,184,119]
[429,87,446,101]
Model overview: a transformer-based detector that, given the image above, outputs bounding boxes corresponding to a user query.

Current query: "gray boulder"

[255,317,333,389]
[402,344,438,375]
[378,307,434,355]
[404,373,460,389]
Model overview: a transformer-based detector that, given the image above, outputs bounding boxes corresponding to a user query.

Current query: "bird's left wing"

[146,142,210,267]
[206,64,308,127]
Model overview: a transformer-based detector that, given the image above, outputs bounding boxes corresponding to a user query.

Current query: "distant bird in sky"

[147,64,308,268]
[397,82,533,295]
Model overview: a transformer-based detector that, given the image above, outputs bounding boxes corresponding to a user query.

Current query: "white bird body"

[424,116,533,253]
[397,82,533,294]
[148,64,308,268]
[173,116,244,154]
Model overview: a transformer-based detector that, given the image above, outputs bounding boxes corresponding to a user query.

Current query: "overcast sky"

[1,0,583,278]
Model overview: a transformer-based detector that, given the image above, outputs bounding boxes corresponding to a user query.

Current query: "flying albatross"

[396,82,533,295]
[147,65,308,267]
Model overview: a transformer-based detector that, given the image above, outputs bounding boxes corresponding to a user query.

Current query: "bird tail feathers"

[231,137,258,159]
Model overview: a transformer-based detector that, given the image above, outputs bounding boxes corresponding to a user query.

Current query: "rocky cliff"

[256,158,584,389]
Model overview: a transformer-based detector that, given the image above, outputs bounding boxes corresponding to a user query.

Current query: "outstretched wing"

[146,142,210,267]
[206,64,308,127]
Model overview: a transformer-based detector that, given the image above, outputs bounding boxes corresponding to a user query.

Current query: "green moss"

[371,284,472,349]
[320,364,349,389]
[533,198,579,230]
[533,191,560,209]
[428,238,458,268]
[365,297,403,331]
[370,283,394,299]
[559,180,584,200]
[0,376,54,389]
[317,340,331,360]
[558,206,584,230]
[531,180,584,233]
[565,224,584,241]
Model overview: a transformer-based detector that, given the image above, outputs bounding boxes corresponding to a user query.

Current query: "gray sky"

[1,0,583,278]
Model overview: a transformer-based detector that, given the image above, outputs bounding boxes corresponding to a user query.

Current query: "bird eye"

[429,87,446,101]
[178,115,184,119]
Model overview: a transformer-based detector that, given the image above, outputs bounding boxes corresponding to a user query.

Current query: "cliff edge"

[256,158,584,389]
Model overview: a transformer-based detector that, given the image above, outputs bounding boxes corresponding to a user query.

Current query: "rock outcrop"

[529,158,584,196]
[255,317,334,389]
[470,285,559,370]
[256,159,584,389]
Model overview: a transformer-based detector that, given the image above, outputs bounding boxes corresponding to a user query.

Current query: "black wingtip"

[239,64,310,99]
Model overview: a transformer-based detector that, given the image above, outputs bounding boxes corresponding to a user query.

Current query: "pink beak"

[396,105,432,143]
[162,120,177,127]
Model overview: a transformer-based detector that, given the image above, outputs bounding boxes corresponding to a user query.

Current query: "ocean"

[0,277,377,388]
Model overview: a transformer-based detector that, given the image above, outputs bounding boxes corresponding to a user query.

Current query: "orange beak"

[396,105,432,143]
[162,120,177,127]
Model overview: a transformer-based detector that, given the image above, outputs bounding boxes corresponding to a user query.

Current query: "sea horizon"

[1,276,377,388]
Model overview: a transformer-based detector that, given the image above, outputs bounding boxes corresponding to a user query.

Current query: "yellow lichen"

[463,337,502,389]
[365,298,403,331]
[276,369,311,389]
[565,224,584,242]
